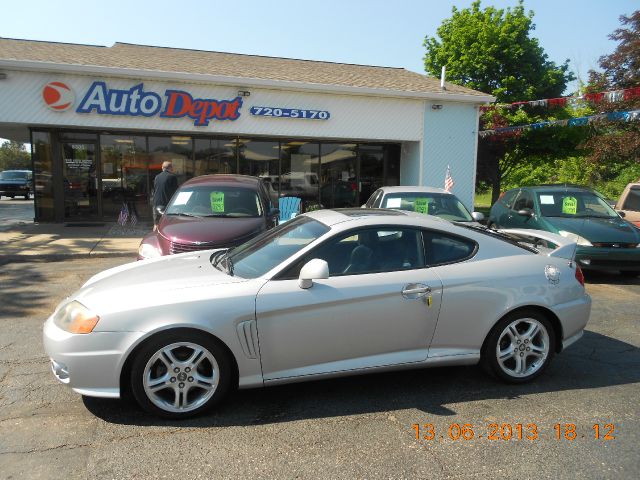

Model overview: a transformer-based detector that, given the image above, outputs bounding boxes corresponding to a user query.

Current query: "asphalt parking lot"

[0,257,638,479]
[0,197,34,231]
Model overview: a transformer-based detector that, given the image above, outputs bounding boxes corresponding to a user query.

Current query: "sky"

[1,0,637,94]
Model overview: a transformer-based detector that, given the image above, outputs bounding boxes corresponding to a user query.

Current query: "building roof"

[0,38,490,100]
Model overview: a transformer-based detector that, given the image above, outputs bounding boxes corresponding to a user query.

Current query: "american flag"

[444,165,455,192]
[117,202,129,226]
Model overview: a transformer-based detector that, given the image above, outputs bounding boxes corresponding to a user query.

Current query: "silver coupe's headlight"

[138,242,162,259]
[53,301,100,334]
[558,230,593,247]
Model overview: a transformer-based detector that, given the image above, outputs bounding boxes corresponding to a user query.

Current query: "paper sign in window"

[385,198,401,208]
[562,196,577,215]
[173,191,192,206]
[210,192,225,212]
[540,195,555,205]
[414,198,428,214]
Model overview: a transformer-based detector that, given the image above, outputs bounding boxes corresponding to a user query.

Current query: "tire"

[130,330,233,419]
[481,309,555,384]
[486,221,498,231]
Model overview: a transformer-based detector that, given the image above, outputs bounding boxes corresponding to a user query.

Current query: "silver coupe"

[44,209,591,418]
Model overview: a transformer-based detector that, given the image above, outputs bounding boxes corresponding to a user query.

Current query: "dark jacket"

[152,170,179,207]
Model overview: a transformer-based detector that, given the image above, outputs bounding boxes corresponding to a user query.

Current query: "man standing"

[152,161,178,226]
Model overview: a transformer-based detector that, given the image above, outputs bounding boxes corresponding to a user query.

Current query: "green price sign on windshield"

[414,198,428,214]
[562,196,577,215]
[210,192,225,212]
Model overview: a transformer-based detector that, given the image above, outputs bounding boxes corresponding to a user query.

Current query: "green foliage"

[423,0,574,102]
[0,140,30,171]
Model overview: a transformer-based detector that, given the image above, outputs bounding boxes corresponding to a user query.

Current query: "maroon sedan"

[138,175,279,260]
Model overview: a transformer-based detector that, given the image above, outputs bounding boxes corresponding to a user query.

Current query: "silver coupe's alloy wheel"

[496,318,550,378]
[143,342,220,413]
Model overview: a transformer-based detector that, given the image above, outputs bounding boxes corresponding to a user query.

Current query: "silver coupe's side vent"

[236,320,259,359]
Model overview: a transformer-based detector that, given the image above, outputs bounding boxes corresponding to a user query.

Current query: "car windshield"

[165,185,263,218]
[220,216,329,278]
[0,171,28,180]
[382,192,473,221]
[537,191,619,219]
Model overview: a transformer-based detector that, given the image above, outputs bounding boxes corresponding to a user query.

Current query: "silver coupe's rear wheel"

[482,310,555,383]
[130,331,232,418]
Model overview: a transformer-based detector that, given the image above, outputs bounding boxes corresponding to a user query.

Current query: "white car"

[44,208,591,418]
[364,186,485,223]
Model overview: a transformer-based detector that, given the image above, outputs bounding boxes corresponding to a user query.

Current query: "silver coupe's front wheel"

[130,331,232,418]
[482,310,556,383]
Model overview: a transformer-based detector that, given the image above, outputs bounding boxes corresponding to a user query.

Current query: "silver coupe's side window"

[277,227,426,279]
[423,231,477,266]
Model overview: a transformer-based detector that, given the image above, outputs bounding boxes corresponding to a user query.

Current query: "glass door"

[61,142,99,220]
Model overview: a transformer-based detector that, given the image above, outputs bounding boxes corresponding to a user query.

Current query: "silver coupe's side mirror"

[298,258,329,289]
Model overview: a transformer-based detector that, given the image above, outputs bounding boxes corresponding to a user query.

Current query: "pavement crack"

[0,442,91,455]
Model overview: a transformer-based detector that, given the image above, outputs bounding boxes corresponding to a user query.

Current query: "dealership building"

[0,38,493,222]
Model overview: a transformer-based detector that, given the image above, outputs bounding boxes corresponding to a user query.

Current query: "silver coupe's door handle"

[401,284,431,298]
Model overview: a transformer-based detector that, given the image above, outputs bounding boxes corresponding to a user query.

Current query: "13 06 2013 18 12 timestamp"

[412,422,616,441]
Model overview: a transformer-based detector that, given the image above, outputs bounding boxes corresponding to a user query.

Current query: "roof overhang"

[0,59,496,104]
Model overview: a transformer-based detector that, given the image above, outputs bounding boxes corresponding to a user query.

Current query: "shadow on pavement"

[0,264,48,318]
[584,270,640,286]
[84,330,639,428]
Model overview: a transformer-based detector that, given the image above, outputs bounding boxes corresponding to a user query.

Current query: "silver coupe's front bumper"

[43,318,145,398]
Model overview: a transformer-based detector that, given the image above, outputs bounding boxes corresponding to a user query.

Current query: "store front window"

[320,143,357,208]
[32,131,54,222]
[31,130,401,222]
[280,142,320,211]
[100,135,149,220]
[148,136,194,188]
[238,139,279,179]
[194,138,235,176]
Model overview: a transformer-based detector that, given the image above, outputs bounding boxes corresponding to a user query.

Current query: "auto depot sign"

[42,81,243,126]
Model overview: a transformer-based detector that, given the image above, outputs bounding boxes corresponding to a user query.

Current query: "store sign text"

[250,106,330,120]
[76,82,243,126]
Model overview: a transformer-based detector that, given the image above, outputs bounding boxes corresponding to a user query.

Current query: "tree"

[583,9,640,194]
[587,10,640,90]
[0,140,30,171]
[423,0,574,103]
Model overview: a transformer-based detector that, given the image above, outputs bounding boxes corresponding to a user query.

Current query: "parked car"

[44,208,590,418]
[363,186,485,223]
[488,185,640,276]
[138,175,279,259]
[615,182,640,227]
[0,169,32,199]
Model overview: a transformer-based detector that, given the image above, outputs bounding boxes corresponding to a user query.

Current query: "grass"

[474,191,494,216]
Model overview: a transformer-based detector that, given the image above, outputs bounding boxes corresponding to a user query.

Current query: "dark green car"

[488,185,640,276]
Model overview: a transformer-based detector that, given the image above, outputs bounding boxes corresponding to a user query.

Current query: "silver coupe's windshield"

[218,216,329,278]
[166,185,262,218]
[382,192,473,222]
[536,191,619,218]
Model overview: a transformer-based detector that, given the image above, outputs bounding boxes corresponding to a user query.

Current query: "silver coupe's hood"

[72,250,247,315]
